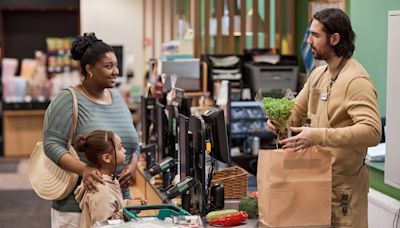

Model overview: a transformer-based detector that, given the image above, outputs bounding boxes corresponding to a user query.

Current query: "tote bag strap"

[66,87,78,150]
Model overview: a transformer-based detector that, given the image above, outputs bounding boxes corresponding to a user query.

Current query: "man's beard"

[312,47,330,61]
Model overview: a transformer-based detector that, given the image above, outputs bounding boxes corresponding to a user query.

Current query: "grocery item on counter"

[239,196,258,219]
[206,209,238,222]
[209,211,248,227]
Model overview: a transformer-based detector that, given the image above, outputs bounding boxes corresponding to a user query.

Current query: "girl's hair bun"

[75,135,87,152]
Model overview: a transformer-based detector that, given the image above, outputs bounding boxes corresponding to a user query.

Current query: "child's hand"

[127,197,147,206]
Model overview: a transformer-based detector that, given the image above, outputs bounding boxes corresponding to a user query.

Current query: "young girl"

[74,130,145,227]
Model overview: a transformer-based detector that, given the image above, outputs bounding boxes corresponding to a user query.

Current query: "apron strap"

[312,57,349,88]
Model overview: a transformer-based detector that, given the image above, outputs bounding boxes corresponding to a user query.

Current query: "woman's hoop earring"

[89,73,94,78]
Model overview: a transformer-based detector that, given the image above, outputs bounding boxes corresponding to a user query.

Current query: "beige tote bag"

[29,88,79,201]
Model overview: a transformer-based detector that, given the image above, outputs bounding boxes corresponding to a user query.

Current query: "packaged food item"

[172,215,201,225]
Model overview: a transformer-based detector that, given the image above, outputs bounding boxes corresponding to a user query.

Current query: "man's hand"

[279,127,313,151]
[266,119,277,134]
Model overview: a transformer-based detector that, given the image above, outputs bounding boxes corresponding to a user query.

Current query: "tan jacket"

[289,58,381,227]
[75,175,126,228]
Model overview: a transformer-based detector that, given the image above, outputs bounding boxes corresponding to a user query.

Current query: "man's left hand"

[279,127,313,151]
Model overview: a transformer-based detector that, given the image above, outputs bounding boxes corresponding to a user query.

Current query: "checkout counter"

[131,167,170,205]
[130,164,259,227]
[133,100,259,226]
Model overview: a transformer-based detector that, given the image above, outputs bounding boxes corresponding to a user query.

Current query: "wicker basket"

[211,166,248,199]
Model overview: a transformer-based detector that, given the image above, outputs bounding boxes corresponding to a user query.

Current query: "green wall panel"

[350,0,399,116]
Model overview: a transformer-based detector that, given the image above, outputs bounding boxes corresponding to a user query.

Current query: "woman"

[43,33,140,227]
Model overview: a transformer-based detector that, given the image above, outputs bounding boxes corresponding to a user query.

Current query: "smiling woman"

[42,33,140,227]
[72,33,119,104]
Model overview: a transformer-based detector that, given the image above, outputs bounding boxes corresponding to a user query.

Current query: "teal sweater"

[43,88,140,212]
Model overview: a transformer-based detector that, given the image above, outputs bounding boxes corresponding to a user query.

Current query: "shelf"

[212,77,242,81]
[3,101,50,111]
[184,91,204,97]
[230,131,273,139]
[47,50,70,55]
[230,101,261,108]
[230,117,266,121]
[3,110,46,157]
[3,110,46,117]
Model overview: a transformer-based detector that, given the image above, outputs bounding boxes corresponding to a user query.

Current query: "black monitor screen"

[156,101,168,163]
[189,114,207,215]
[166,105,177,159]
[179,97,192,117]
[201,107,231,164]
[141,96,155,145]
[178,114,190,179]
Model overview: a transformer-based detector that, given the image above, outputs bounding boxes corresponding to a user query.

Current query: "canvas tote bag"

[257,146,332,227]
[29,88,79,201]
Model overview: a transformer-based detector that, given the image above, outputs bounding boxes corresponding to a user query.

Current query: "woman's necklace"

[81,82,110,104]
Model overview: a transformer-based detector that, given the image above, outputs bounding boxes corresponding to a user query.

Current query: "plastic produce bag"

[166,74,177,106]
[166,74,184,107]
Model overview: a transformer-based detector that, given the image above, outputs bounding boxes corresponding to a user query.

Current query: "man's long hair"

[314,8,356,58]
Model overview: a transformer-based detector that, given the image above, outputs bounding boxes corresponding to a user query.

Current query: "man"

[268,8,381,227]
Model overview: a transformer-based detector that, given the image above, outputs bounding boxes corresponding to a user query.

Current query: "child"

[74,130,146,227]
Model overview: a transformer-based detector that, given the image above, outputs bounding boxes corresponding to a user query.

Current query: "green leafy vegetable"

[239,197,258,219]
[262,97,294,135]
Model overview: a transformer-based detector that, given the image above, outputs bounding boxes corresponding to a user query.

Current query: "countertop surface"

[205,219,259,227]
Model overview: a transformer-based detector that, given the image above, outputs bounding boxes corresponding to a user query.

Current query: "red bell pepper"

[209,211,248,227]
[249,191,258,198]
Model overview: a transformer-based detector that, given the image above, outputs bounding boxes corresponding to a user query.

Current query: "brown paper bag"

[257,146,332,227]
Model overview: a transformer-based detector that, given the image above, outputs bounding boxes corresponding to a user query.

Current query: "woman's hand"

[279,127,313,151]
[82,166,104,192]
[118,154,139,189]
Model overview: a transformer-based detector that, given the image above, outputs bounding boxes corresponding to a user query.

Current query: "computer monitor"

[178,114,191,180]
[141,96,155,145]
[160,59,201,92]
[165,97,192,159]
[201,107,231,164]
[189,114,207,216]
[179,97,192,117]
[156,100,168,163]
[166,105,177,159]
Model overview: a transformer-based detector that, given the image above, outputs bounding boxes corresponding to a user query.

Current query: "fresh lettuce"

[262,97,294,135]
